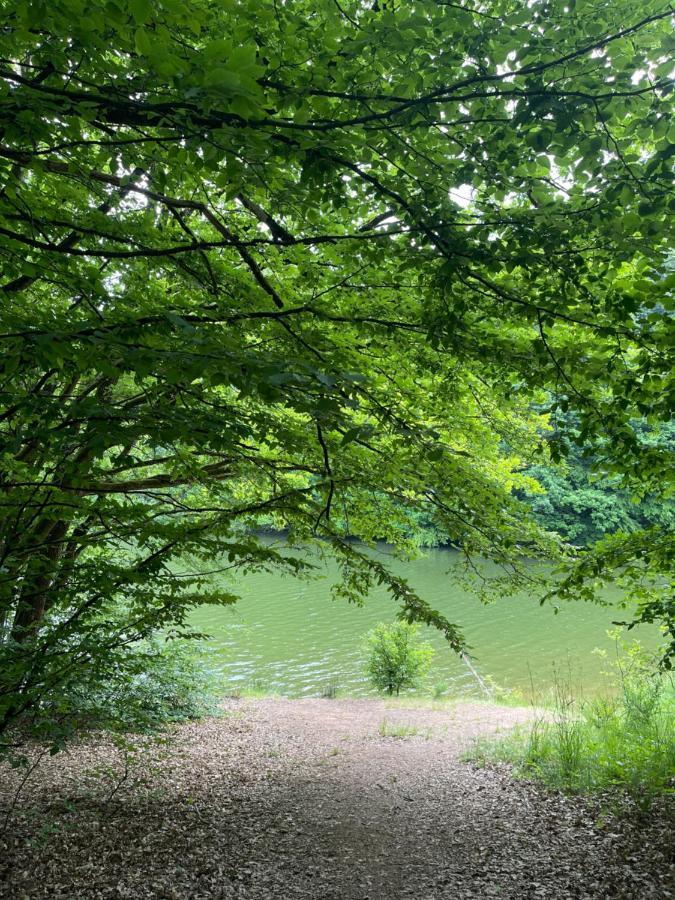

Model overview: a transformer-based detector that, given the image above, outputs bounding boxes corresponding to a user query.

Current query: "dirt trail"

[0,698,672,899]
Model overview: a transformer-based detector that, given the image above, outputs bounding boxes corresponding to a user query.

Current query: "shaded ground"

[0,698,672,899]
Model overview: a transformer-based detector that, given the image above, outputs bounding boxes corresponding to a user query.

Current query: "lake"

[189,543,660,700]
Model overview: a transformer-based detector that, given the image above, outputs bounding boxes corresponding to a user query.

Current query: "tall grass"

[468,643,675,810]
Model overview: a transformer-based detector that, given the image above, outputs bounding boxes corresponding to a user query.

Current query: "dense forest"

[523,419,675,546]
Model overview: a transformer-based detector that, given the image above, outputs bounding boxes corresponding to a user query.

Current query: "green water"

[190,543,659,700]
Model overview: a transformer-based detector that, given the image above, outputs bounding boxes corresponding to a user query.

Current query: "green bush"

[469,644,675,810]
[365,621,434,696]
[95,639,224,730]
[3,638,223,756]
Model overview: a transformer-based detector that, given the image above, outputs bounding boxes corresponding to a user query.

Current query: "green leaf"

[129,0,152,24]
[134,27,152,56]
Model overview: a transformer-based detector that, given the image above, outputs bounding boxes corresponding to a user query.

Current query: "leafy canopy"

[0,0,673,737]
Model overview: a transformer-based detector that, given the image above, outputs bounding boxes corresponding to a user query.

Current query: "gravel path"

[0,698,672,899]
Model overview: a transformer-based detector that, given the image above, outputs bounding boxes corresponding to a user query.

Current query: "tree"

[366,622,434,696]
[1,0,673,740]
[523,419,675,546]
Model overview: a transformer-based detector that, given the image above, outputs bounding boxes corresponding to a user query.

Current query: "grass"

[467,649,675,811]
[378,719,432,739]
[225,680,282,700]
[320,679,339,699]
[223,667,534,708]
[222,679,534,713]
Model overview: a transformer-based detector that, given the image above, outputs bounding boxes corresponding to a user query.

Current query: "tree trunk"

[10,519,69,641]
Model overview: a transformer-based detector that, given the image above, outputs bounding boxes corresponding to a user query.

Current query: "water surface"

[189,544,659,699]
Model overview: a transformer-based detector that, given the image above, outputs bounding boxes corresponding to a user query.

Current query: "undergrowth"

[2,638,225,763]
[467,641,675,810]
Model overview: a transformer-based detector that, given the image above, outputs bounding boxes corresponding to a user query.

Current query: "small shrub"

[365,621,434,696]
[229,679,283,699]
[112,639,224,728]
[480,674,525,706]
[432,681,448,700]
[249,678,267,693]
[320,679,339,699]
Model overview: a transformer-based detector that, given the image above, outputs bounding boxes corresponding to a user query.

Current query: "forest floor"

[0,697,672,899]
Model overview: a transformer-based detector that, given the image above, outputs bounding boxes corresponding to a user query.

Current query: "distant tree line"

[522,420,675,547]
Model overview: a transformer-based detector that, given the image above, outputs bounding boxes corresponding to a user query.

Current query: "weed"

[320,679,339,699]
[466,642,675,811]
[378,719,431,739]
